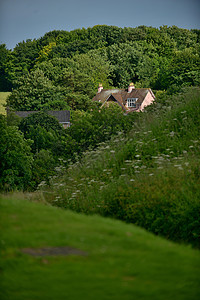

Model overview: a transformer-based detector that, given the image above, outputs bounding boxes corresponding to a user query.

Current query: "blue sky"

[0,0,200,49]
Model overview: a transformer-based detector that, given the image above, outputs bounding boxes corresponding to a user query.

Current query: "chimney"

[98,83,103,93]
[128,82,135,93]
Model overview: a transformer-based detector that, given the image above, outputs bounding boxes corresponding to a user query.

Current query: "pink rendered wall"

[139,92,155,111]
[98,86,103,93]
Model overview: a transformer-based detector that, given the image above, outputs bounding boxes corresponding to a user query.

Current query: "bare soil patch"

[21,246,87,257]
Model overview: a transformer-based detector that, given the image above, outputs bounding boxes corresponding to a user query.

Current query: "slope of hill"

[42,87,200,247]
[0,195,199,300]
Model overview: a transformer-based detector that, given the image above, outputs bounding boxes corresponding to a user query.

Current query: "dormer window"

[127,98,138,108]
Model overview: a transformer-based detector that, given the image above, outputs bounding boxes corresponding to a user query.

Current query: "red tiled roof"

[93,88,154,111]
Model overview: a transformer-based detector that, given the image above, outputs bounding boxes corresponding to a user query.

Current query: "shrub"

[0,115,33,191]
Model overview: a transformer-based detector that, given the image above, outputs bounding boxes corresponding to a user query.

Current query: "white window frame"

[127,98,138,108]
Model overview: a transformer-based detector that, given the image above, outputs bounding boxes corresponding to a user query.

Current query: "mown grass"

[0,195,200,300]
[41,87,200,247]
[0,92,10,115]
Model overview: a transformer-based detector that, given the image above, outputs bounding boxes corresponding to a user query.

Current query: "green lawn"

[0,92,10,115]
[0,195,199,300]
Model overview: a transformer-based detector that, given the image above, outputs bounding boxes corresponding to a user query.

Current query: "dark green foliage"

[19,112,64,154]
[7,69,69,111]
[19,111,63,133]
[5,39,40,89]
[0,115,33,191]
[7,51,112,111]
[6,112,21,126]
[39,25,122,57]
[64,93,94,111]
[101,164,200,248]
[0,44,13,91]
[1,105,136,191]
[1,25,199,93]
[67,105,137,156]
[107,42,142,87]
[160,25,198,49]
[168,47,200,87]
[17,112,68,189]
[31,149,56,189]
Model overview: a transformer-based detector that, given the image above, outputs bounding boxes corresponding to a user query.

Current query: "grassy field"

[0,92,10,115]
[0,195,200,300]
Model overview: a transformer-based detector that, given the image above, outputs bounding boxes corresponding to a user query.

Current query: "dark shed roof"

[12,110,70,123]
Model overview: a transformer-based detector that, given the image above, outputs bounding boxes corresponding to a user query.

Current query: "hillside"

[42,87,200,248]
[0,24,200,300]
[0,195,199,300]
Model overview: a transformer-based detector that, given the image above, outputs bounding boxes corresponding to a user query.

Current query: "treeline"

[0,25,200,191]
[0,25,199,110]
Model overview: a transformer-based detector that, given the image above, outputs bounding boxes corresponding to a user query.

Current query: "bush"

[94,161,200,247]
[0,115,33,191]
[31,149,56,189]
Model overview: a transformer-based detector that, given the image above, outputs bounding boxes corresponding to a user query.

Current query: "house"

[93,83,155,113]
[7,110,70,128]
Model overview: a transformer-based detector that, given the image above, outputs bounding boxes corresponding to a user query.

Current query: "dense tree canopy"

[7,50,112,111]
[0,115,33,191]
[0,25,200,191]
[7,69,69,111]
[1,25,199,96]
[0,44,13,91]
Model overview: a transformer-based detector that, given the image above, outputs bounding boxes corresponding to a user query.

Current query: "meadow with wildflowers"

[42,87,200,248]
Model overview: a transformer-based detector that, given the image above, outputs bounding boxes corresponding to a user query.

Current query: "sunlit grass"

[0,92,10,115]
[0,195,200,300]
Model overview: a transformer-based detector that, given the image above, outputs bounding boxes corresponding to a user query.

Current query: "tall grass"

[42,87,200,247]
